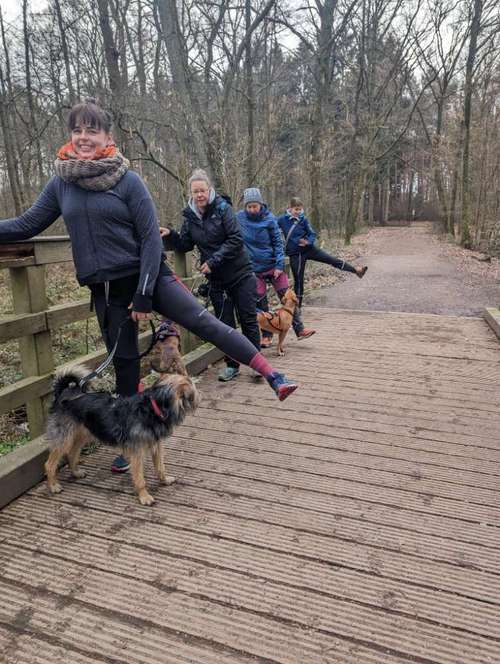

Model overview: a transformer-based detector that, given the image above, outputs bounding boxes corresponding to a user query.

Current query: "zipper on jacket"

[85,194,100,275]
[141,272,150,295]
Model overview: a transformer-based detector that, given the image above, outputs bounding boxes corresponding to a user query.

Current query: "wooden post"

[173,250,198,353]
[9,265,54,438]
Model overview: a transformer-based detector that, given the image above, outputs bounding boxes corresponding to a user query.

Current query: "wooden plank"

[46,299,93,328]
[0,375,53,413]
[484,307,500,340]
[9,265,54,438]
[0,256,36,269]
[33,239,72,264]
[0,301,93,344]
[0,311,46,342]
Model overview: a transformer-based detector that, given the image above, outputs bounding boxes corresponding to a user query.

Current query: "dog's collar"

[281,306,295,316]
[150,397,166,421]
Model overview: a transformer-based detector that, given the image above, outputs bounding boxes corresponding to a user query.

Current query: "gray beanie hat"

[243,187,264,205]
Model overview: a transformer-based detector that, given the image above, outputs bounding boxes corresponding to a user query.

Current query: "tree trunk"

[460,0,483,248]
[155,0,212,178]
[96,0,130,153]
[245,0,255,183]
[53,0,76,104]
[23,0,44,185]
[309,0,336,231]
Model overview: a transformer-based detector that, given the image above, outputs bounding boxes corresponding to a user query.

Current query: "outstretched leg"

[305,245,364,276]
[153,274,298,400]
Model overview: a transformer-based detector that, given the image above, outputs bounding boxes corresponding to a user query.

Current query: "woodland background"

[0,0,499,250]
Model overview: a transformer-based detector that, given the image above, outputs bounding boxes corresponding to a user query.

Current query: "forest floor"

[310,220,500,315]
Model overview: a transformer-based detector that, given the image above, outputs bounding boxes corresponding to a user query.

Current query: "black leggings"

[209,273,261,368]
[91,271,264,396]
[290,245,357,308]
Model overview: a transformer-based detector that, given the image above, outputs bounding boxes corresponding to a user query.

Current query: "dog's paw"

[48,482,63,494]
[160,475,176,486]
[138,491,156,506]
[71,468,87,479]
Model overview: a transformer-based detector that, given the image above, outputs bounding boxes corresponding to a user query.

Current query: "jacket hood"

[286,208,305,221]
[188,188,216,219]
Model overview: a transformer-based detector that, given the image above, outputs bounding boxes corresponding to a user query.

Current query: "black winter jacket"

[163,195,252,287]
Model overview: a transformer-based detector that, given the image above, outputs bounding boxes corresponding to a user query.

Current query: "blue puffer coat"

[277,210,317,255]
[236,205,285,273]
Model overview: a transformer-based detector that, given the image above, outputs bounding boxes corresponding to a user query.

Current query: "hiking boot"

[267,372,299,401]
[218,366,240,382]
[356,266,368,278]
[297,328,316,340]
[111,454,130,474]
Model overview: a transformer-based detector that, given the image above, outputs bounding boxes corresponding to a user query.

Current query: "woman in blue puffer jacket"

[237,188,315,347]
[278,196,367,308]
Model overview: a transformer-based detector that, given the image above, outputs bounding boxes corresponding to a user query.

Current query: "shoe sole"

[218,373,240,382]
[277,383,299,401]
[297,332,316,340]
[111,466,130,474]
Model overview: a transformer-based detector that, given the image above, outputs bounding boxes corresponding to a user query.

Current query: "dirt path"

[310,222,500,316]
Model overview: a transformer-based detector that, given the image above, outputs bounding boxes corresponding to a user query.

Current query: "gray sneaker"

[218,366,240,382]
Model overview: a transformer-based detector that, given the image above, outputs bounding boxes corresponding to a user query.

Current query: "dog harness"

[260,306,295,332]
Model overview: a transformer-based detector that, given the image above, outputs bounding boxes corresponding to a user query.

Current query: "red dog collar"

[150,397,166,421]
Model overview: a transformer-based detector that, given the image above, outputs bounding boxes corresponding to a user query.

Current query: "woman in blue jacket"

[237,188,315,347]
[0,101,299,469]
[278,197,367,308]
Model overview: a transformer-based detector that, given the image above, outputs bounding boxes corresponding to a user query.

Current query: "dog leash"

[78,318,158,388]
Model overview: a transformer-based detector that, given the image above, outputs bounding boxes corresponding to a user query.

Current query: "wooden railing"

[0,237,199,440]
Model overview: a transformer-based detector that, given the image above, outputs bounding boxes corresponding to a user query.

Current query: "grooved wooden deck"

[1,307,500,664]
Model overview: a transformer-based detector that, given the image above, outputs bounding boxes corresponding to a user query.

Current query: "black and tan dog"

[45,343,199,506]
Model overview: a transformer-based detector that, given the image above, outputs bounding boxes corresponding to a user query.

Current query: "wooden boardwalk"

[1,307,500,664]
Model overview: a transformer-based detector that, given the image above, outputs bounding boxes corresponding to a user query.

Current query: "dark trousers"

[209,273,261,368]
[290,245,357,308]
[91,271,263,396]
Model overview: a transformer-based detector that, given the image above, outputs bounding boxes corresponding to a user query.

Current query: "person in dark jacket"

[278,197,368,308]
[237,188,315,348]
[161,169,263,382]
[0,101,299,471]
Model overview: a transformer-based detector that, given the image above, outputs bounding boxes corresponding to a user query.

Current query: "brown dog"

[45,348,199,506]
[257,288,299,356]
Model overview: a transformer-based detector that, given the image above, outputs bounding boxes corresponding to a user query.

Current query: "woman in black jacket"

[162,169,262,382]
[0,102,299,469]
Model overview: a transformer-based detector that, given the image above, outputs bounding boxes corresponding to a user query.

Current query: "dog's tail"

[52,366,89,401]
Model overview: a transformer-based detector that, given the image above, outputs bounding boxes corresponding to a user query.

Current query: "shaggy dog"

[45,354,199,506]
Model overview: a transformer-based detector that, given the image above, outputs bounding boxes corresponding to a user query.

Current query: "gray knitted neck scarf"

[54,151,129,191]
